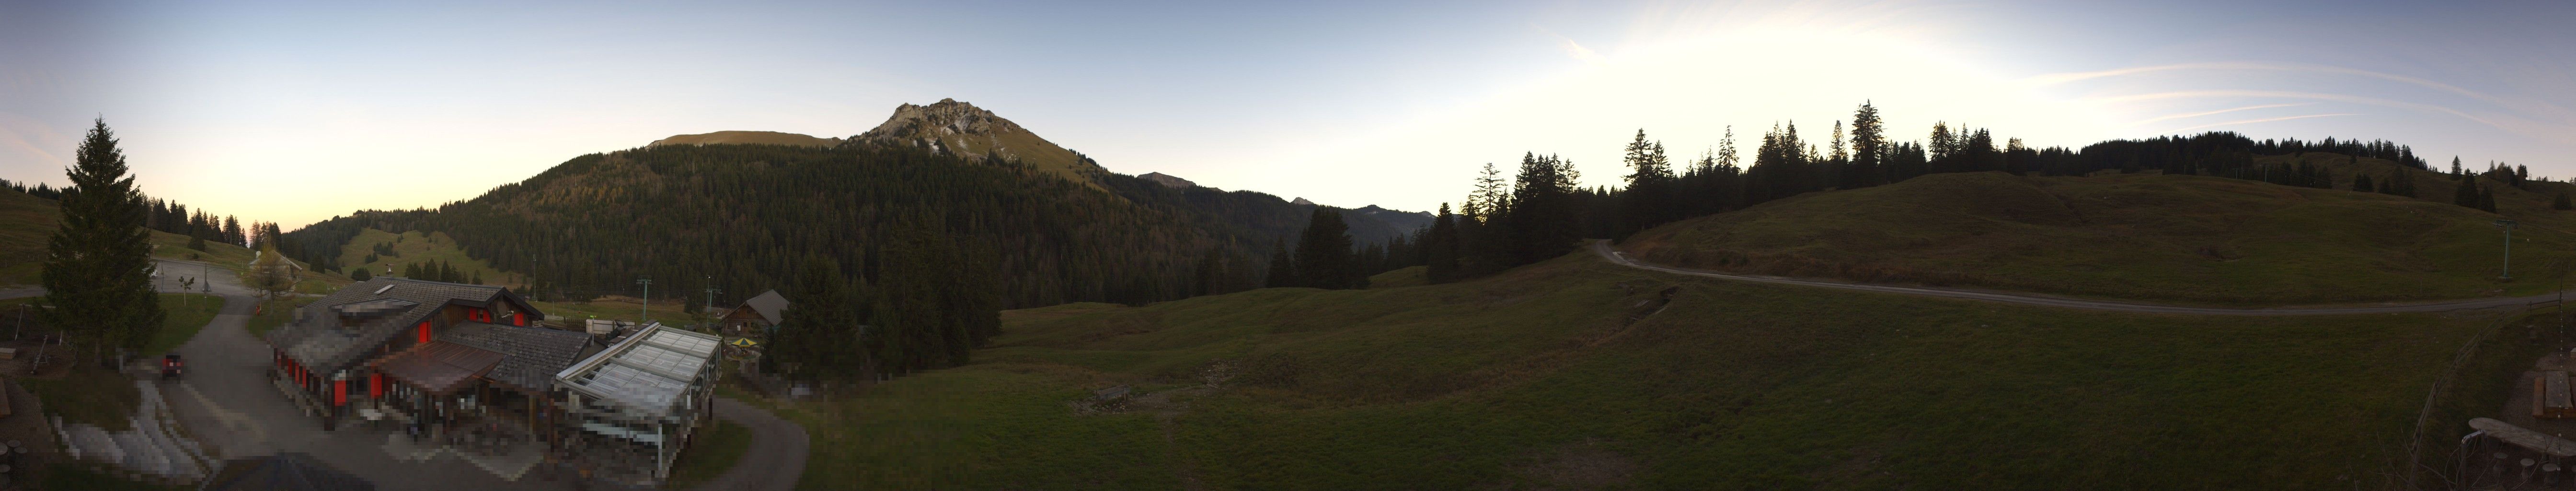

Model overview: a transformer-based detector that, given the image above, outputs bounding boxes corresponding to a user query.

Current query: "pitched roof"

[438,321,595,392]
[372,341,504,395]
[266,277,540,373]
[201,452,376,491]
[738,289,788,325]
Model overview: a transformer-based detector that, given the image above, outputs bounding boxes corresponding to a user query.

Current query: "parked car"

[161,353,183,380]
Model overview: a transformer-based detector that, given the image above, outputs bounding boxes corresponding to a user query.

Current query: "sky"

[3,0,2572,228]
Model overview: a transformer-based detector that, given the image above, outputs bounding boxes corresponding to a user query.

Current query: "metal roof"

[738,289,788,325]
[2471,418,2576,457]
[200,452,377,491]
[554,323,720,421]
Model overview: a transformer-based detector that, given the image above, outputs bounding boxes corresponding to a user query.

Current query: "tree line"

[4,176,269,254]
[1410,101,2522,285]
[763,219,1001,380]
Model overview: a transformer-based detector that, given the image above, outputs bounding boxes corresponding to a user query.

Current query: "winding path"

[1591,240,2564,316]
[692,398,809,491]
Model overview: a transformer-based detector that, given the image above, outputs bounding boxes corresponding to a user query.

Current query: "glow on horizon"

[2,0,2571,228]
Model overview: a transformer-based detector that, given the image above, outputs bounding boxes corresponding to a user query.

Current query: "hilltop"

[1619,152,2576,304]
[646,130,842,148]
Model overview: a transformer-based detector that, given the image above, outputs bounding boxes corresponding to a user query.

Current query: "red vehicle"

[161,353,183,380]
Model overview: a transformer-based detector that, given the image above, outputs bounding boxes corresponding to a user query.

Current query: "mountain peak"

[1290,197,1315,206]
[858,98,1018,141]
[846,98,1106,186]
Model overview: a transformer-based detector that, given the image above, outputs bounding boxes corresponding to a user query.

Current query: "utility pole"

[704,274,721,316]
[2497,219,2519,280]
[636,276,652,324]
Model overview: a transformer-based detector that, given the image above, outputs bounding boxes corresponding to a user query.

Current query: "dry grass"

[1624,163,2576,305]
[765,253,2483,489]
[647,130,843,148]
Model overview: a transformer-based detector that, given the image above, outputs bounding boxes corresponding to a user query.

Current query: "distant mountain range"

[282,99,1436,307]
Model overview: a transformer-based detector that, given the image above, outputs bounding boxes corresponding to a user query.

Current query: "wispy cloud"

[2026,61,2571,118]
[2095,90,2507,132]
[2130,103,2310,126]
[2162,113,2360,133]
[0,113,67,174]
[1552,35,1608,66]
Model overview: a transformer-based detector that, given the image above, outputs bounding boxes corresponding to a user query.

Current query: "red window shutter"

[418,321,432,343]
[514,312,526,326]
[334,379,347,406]
[371,373,384,397]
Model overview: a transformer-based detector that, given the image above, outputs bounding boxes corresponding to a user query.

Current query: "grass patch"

[334,228,526,286]
[1366,266,1427,288]
[769,253,2486,489]
[245,296,312,338]
[529,297,699,326]
[141,293,221,355]
[664,419,756,490]
[22,366,139,432]
[1624,159,2576,305]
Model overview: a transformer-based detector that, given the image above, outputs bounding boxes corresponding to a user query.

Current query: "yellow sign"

[727,338,759,348]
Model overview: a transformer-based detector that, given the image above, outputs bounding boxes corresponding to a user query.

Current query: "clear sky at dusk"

[3,0,2571,228]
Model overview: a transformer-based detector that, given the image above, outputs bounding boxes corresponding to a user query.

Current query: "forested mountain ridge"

[280,99,1438,308]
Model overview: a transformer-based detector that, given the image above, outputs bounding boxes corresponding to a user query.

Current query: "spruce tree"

[1264,238,1294,288]
[40,118,164,359]
[1292,208,1362,289]
[1849,102,1884,187]
[1425,203,1461,284]
[780,255,855,379]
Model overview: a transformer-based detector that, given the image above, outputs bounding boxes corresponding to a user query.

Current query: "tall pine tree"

[41,118,165,360]
[1292,208,1364,289]
[1424,203,1462,283]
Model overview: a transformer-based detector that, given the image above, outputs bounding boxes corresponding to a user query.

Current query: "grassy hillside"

[757,252,2489,490]
[0,187,309,285]
[0,187,53,284]
[334,228,526,286]
[1622,156,2576,305]
[648,130,843,148]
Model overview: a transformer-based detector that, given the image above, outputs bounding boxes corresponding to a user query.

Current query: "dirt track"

[1592,240,2562,316]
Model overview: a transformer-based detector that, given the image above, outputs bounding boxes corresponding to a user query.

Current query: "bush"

[350,268,372,281]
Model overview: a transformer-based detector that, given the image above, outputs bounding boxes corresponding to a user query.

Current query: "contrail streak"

[2130,103,2312,126]
[2164,113,2359,133]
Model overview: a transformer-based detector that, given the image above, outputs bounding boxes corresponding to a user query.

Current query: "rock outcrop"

[844,98,1105,185]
